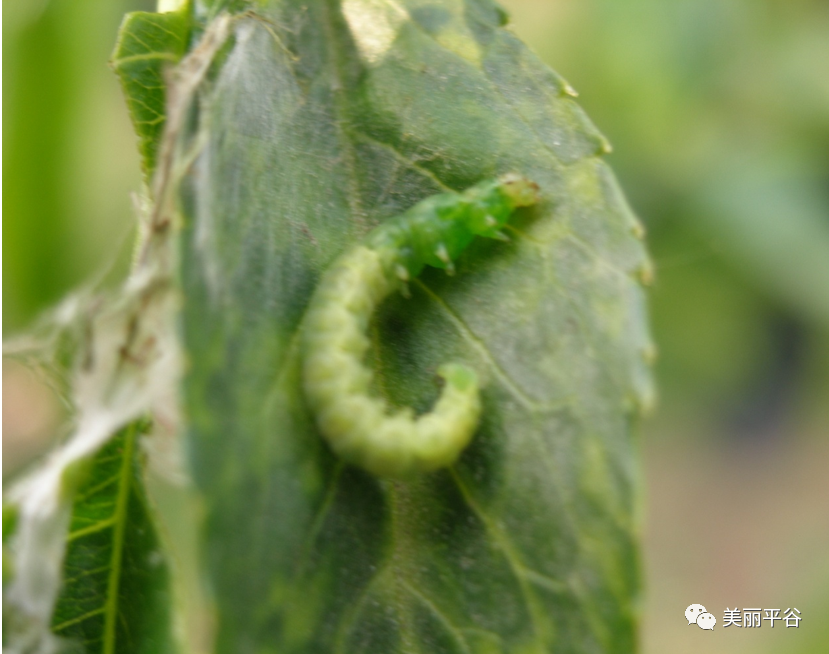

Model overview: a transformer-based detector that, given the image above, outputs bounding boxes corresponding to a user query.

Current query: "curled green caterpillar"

[301,174,540,477]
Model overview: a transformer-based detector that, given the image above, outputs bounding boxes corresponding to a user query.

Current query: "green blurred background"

[4,0,829,652]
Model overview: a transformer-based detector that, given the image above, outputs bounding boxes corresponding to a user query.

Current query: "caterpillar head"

[463,173,540,239]
[499,173,540,208]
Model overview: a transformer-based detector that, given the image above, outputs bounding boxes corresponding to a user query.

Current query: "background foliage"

[4,1,829,653]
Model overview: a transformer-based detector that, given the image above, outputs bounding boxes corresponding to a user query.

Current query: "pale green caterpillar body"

[302,174,540,478]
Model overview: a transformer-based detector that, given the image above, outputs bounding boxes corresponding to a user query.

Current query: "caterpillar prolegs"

[301,174,540,477]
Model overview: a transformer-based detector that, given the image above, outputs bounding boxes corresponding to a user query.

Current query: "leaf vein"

[52,607,106,632]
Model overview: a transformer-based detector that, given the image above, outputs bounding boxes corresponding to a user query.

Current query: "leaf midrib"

[101,424,136,654]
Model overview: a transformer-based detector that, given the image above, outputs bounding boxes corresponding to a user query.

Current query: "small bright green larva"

[302,174,540,478]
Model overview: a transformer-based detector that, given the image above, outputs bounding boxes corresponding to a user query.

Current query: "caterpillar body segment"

[301,174,539,477]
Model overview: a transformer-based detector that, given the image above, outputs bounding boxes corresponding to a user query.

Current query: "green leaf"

[111,5,192,180]
[3,503,20,583]
[173,1,653,652]
[50,424,175,654]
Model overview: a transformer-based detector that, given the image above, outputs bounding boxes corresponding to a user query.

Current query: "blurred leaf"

[694,157,829,327]
[3,2,77,326]
[112,5,192,180]
[175,1,652,652]
[3,0,145,331]
[3,503,20,583]
[50,424,175,654]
